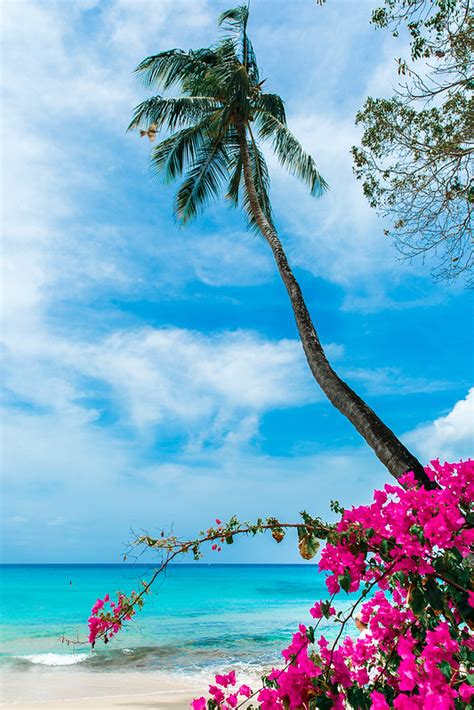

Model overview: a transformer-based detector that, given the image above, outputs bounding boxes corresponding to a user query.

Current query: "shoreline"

[1,669,208,708]
[1,667,260,709]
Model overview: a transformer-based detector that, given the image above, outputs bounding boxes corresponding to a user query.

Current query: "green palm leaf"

[227,152,243,205]
[134,49,213,90]
[151,123,208,183]
[218,5,259,83]
[255,93,286,124]
[243,135,274,233]
[175,139,230,222]
[257,112,328,196]
[128,96,222,133]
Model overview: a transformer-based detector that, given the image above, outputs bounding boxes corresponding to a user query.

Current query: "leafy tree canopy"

[352,0,473,286]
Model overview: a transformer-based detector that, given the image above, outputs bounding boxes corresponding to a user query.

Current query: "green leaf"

[151,124,208,183]
[134,49,214,91]
[346,686,371,709]
[439,660,452,680]
[409,585,426,615]
[425,578,444,611]
[339,569,352,593]
[175,139,230,222]
[256,111,328,196]
[128,96,221,133]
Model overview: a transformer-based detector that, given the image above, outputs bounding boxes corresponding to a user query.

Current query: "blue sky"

[1,0,473,563]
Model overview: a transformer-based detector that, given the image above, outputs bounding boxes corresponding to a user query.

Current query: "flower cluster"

[193,460,474,709]
[319,460,474,596]
[191,671,252,709]
[87,590,142,646]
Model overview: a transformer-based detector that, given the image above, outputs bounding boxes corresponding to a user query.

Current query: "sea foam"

[17,653,90,666]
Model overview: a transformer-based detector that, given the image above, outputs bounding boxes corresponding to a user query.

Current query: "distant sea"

[0,564,351,677]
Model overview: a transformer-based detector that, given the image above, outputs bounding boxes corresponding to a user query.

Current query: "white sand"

[1,670,207,709]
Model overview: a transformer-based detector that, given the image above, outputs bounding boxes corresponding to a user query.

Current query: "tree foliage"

[352,0,473,285]
[128,6,327,230]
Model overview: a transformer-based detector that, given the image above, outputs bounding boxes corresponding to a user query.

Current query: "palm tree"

[129,5,431,486]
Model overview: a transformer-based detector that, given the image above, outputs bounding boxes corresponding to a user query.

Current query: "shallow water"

[0,564,352,676]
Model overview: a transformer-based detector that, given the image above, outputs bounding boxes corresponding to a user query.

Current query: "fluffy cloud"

[405,389,474,462]
[0,0,276,337]
[3,322,346,445]
[1,410,388,562]
[267,111,413,295]
[2,0,469,567]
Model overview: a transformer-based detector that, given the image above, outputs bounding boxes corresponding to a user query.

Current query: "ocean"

[0,564,351,678]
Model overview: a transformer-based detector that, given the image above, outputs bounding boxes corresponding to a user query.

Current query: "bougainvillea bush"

[87,460,474,708]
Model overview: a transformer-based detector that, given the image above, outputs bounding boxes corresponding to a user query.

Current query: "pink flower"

[310,601,324,619]
[310,600,336,619]
[459,684,474,702]
[215,671,236,688]
[238,685,252,698]
[257,687,281,710]
[208,685,225,704]
[393,695,421,709]
[190,698,206,710]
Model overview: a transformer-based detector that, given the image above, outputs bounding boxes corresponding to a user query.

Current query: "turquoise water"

[0,564,348,676]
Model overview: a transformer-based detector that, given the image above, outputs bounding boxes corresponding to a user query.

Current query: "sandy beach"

[1,670,208,709]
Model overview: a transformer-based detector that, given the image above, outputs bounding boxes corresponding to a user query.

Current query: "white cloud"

[102,0,211,61]
[345,367,451,396]
[266,111,403,293]
[0,0,277,348]
[405,389,474,462]
[0,0,283,470]
[3,324,345,445]
[190,233,273,287]
[78,327,317,433]
[1,405,389,562]
[1,0,467,567]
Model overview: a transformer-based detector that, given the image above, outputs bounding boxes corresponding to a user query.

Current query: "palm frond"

[257,112,328,196]
[128,96,221,133]
[243,136,274,233]
[175,139,230,222]
[219,5,249,32]
[227,153,243,205]
[224,126,244,205]
[151,123,208,184]
[218,5,259,83]
[132,5,327,233]
[197,39,250,111]
[134,49,213,90]
[255,93,286,124]
[180,39,237,98]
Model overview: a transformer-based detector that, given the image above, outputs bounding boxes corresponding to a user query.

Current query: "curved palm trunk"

[237,124,431,486]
